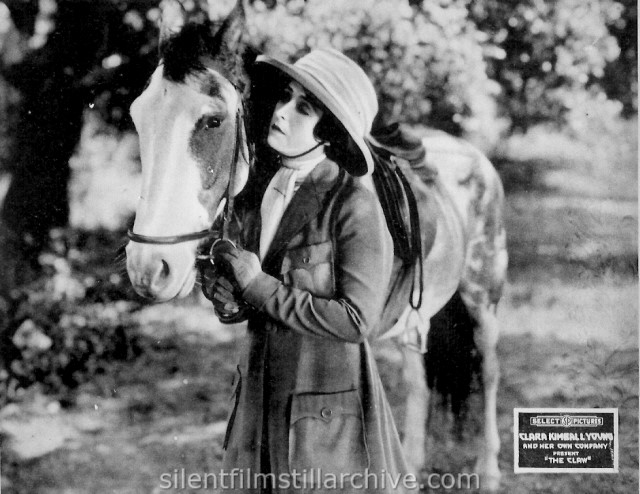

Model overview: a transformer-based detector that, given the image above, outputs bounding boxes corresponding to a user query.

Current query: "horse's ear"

[159,0,186,49]
[212,0,246,54]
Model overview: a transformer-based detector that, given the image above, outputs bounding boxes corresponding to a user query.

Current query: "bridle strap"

[126,228,218,245]
[222,108,242,240]
[128,107,244,246]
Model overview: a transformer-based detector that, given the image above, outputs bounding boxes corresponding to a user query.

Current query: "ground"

[0,121,637,493]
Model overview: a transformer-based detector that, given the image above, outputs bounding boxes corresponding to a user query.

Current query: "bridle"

[127,104,246,260]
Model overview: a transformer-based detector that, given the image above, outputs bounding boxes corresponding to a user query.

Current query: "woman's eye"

[203,116,221,130]
[296,103,311,116]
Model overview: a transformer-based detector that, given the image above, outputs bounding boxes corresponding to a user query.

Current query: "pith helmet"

[256,49,378,176]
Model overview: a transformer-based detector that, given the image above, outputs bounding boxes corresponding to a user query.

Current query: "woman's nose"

[275,100,293,120]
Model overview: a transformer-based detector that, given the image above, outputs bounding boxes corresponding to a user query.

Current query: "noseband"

[127,107,244,252]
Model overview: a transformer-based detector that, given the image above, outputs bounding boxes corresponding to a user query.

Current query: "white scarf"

[259,154,326,261]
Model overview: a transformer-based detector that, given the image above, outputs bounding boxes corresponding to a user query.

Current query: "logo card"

[514,408,618,473]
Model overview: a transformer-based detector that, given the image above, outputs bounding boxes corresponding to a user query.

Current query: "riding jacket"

[220,158,412,493]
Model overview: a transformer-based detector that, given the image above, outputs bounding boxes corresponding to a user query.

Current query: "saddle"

[368,123,438,314]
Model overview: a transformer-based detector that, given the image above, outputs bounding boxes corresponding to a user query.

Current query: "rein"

[127,107,245,252]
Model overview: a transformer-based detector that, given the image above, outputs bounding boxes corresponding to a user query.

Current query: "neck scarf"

[259,154,326,261]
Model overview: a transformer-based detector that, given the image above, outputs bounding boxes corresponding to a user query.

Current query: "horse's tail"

[425,290,481,435]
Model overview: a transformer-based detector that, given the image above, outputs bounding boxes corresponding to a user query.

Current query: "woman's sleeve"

[241,186,393,343]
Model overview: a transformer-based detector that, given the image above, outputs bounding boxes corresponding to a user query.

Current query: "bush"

[0,230,143,406]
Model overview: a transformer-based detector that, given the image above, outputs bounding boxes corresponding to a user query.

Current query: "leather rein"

[127,106,245,257]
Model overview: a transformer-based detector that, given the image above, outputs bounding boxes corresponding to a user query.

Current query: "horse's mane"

[160,22,259,97]
[161,23,216,82]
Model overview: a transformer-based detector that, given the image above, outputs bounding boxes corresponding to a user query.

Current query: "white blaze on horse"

[125,2,507,490]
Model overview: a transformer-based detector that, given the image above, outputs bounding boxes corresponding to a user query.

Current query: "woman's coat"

[220,159,413,493]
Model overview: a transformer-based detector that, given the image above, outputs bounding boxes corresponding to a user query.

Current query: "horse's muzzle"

[126,242,197,301]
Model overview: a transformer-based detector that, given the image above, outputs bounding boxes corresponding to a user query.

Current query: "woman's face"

[267,81,324,157]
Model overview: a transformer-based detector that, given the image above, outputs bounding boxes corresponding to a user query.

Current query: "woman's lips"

[271,123,285,134]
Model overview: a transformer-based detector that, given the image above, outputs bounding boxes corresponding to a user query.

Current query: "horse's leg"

[460,283,501,491]
[455,149,506,491]
[460,230,505,491]
[401,337,430,475]
[460,293,501,491]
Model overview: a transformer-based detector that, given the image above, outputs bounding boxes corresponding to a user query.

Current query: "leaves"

[469,0,628,131]
[0,230,143,407]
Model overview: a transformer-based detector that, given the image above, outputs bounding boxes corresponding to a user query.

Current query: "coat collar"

[261,158,342,267]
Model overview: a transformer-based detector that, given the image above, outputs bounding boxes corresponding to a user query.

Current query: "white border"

[514,408,619,474]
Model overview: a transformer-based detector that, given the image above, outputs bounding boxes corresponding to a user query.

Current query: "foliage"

[0,4,25,166]
[601,0,637,117]
[468,0,626,131]
[2,0,635,143]
[247,0,500,142]
[0,1,159,266]
[0,229,143,407]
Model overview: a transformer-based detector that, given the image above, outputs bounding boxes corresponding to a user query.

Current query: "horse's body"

[126,3,506,490]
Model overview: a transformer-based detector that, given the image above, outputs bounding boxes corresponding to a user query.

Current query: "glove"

[200,240,243,316]
[204,274,242,314]
[221,246,262,291]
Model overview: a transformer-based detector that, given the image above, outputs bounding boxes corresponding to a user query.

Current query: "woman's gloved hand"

[205,274,242,314]
[200,240,245,317]
[221,246,262,291]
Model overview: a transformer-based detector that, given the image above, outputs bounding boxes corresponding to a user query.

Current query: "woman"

[206,49,413,493]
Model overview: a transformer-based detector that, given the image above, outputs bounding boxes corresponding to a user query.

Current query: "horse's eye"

[203,116,221,130]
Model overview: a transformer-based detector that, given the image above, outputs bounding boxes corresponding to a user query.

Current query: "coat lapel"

[262,159,340,269]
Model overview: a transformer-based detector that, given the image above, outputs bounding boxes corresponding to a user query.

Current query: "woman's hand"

[211,275,241,314]
[200,262,241,314]
[221,247,262,291]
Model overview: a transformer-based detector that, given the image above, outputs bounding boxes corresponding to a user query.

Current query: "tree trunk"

[0,1,113,295]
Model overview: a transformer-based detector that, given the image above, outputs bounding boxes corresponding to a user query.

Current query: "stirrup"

[401,308,428,354]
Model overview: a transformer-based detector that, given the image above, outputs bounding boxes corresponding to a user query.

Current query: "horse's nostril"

[160,259,170,279]
[148,258,171,291]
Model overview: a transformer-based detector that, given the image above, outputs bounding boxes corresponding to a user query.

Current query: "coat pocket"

[223,366,242,450]
[281,241,334,297]
[288,389,369,480]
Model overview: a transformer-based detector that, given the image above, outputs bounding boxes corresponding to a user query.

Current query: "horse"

[125,2,507,490]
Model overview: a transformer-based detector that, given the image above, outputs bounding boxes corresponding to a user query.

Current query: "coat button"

[302,256,310,264]
[320,407,332,419]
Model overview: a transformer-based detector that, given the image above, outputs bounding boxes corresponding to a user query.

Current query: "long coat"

[220,159,412,493]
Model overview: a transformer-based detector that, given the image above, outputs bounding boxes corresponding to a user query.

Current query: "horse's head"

[126,2,251,301]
